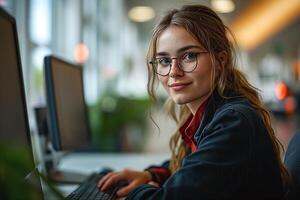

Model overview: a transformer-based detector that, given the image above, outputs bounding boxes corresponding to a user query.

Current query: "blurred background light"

[73,43,89,64]
[29,0,51,45]
[275,82,288,100]
[0,0,6,6]
[284,96,296,115]
[128,6,155,22]
[230,0,300,50]
[211,0,235,13]
[292,60,300,81]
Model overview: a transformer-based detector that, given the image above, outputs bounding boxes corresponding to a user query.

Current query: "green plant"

[0,144,41,200]
[88,94,151,152]
[0,143,65,200]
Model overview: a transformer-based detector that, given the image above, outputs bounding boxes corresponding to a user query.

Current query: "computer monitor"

[44,55,91,151]
[0,6,44,199]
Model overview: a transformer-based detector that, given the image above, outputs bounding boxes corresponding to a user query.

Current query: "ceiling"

[123,0,250,42]
[123,0,300,52]
[124,0,250,24]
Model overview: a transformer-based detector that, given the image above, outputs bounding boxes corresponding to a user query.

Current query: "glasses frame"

[149,51,208,76]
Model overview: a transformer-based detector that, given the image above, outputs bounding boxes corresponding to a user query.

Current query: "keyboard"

[66,170,127,200]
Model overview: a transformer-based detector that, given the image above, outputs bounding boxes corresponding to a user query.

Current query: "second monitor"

[44,55,91,151]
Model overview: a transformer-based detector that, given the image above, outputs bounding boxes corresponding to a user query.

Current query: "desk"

[45,152,170,199]
[59,152,170,173]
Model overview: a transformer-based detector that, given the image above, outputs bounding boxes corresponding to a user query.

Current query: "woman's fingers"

[116,181,138,197]
[97,169,152,196]
[100,175,117,191]
[97,172,113,188]
[99,172,126,191]
[116,171,152,197]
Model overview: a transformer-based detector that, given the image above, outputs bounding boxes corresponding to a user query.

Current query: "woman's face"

[156,26,213,114]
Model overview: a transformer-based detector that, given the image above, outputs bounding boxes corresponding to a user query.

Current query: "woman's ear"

[217,51,228,67]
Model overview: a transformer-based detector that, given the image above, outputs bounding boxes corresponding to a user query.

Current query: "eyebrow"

[156,45,205,56]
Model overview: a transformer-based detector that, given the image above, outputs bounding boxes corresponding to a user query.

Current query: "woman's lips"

[169,82,191,91]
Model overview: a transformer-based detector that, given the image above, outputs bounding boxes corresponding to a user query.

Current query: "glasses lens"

[153,59,170,76]
[157,66,170,76]
[180,54,197,72]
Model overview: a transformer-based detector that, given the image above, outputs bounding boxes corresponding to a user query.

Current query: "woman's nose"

[169,59,184,77]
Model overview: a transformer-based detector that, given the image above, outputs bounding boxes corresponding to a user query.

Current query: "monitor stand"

[45,144,88,184]
[47,169,88,184]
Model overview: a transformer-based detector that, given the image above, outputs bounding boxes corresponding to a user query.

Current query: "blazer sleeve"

[144,160,171,186]
[126,108,253,200]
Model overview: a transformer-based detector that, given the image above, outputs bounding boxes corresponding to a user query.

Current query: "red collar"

[179,98,209,152]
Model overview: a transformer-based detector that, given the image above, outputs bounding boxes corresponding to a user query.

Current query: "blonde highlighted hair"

[147,5,290,184]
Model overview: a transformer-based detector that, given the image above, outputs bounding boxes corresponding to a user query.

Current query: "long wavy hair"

[146,5,290,184]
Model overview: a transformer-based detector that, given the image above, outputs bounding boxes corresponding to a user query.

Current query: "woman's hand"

[97,169,153,197]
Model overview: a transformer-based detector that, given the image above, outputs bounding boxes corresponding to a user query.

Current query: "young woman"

[98,5,289,199]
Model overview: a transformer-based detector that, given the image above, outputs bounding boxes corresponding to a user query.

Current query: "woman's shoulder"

[216,97,260,120]
[206,97,265,134]
[196,94,267,142]
[197,97,267,147]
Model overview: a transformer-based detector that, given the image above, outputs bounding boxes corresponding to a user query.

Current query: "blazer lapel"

[194,90,224,143]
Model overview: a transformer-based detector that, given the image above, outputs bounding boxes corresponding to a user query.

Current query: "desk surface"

[47,152,170,199]
[58,152,170,173]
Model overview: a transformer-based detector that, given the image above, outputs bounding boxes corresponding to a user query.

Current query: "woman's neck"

[187,94,210,115]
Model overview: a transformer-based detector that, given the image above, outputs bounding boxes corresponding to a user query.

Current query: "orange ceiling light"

[230,0,300,50]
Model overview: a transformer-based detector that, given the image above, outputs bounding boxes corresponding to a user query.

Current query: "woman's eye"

[182,52,198,61]
[157,58,171,66]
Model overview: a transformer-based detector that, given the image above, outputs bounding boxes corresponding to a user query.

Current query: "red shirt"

[179,98,209,153]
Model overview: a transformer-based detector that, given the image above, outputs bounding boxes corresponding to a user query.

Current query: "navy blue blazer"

[126,91,285,199]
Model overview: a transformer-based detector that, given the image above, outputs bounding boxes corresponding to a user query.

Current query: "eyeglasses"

[149,51,208,76]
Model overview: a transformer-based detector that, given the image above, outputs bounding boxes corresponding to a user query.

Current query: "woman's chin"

[172,97,188,105]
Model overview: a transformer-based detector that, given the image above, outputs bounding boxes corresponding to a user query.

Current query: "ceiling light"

[74,43,89,63]
[230,0,300,50]
[128,6,155,22]
[211,0,235,13]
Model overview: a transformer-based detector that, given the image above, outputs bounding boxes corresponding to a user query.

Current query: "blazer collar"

[194,89,237,142]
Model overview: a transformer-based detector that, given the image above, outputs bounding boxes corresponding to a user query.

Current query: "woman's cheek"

[158,77,168,92]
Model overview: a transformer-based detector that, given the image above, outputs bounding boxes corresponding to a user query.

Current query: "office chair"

[284,132,300,200]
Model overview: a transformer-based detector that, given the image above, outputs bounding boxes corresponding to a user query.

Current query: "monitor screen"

[0,7,44,199]
[44,56,90,151]
[0,7,34,169]
[0,9,30,147]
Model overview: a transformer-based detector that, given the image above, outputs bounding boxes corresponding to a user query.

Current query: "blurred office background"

[1,0,300,153]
